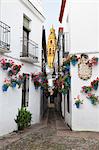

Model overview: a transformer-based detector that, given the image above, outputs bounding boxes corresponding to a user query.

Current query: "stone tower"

[47,26,57,68]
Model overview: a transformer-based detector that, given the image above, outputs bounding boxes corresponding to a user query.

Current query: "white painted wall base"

[0,56,42,136]
[0,0,45,136]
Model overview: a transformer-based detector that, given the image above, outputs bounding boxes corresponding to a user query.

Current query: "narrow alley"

[0,108,99,150]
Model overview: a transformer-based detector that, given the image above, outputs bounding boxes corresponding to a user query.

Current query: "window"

[22,74,29,107]
[50,40,52,44]
[23,28,29,56]
[23,15,31,31]
[49,48,51,54]
[22,15,31,56]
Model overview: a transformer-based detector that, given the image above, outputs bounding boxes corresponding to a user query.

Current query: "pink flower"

[77,95,80,99]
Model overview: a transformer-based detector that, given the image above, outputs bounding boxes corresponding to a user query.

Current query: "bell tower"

[47,25,57,68]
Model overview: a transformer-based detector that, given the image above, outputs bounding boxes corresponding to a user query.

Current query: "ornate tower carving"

[47,26,57,68]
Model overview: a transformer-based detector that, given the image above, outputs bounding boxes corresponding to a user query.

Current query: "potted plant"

[74,95,83,108]
[0,58,14,70]
[89,57,98,66]
[81,86,93,93]
[8,64,22,76]
[15,107,32,130]
[34,80,41,89]
[91,78,99,90]
[87,94,99,105]
[31,72,41,89]
[64,74,71,87]
[2,79,10,92]
[70,55,78,66]
[10,79,17,88]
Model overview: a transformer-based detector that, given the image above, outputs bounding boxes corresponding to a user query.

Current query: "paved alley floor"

[0,108,99,150]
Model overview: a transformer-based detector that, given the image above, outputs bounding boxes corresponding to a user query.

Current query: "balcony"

[0,21,11,53]
[20,39,38,63]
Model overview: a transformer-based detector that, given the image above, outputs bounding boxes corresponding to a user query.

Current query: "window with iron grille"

[0,21,10,51]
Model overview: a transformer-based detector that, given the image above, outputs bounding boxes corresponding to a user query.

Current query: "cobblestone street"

[0,108,99,150]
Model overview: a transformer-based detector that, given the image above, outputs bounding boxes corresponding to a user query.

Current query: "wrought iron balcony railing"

[20,38,38,63]
[0,21,11,52]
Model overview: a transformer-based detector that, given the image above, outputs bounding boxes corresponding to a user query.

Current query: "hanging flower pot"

[12,64,22,75]
[75,103,80,108]
[34,81,40,90]
[74,95,83,109]
[90,57,98,66]
[91,78,99,91]
[2,79,10,92]
[11,82,17,88]
[8,70,14,76]
[71,59,78,66]
[0,59,14,70]
[90,99,97,105]
[65,64,70,73]
[81,86,92,93]
[71,55,78,66]
[2,84,9,92]
[87,94,98,105]
[93,83,98,90]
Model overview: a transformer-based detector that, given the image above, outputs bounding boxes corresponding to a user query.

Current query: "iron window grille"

[20,38,38,61]
[0,21,11,50]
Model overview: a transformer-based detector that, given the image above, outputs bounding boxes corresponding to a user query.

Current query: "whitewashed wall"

[0,56,41,136]
[69,0,99,54]
[64,90,72,128]
[60,0,99,131]
[71,54,99,131]
[0,0,45,66]
[0,0,45,136]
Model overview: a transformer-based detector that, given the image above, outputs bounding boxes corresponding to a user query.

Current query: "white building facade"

[59,0,99,131]
[0,0,45,136]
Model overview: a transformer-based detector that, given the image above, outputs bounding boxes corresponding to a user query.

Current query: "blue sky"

[42,0,61,39]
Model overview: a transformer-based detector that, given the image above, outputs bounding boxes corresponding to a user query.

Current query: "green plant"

[81,86,92,93]
[87,94,99,105]
[70,54,78,66]
[15,107,32,130]
[91,77,99,90]
[74,95,83,108]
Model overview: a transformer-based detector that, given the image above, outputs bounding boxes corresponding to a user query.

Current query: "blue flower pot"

[93,84,98,90]
[11,82,16,88]
[75,103,80,108]
[90,99,96,105]
[2,85,8,92]
[71,60,77,66]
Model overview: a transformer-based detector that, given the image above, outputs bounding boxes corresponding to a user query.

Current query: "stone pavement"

[0,108,99,150]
